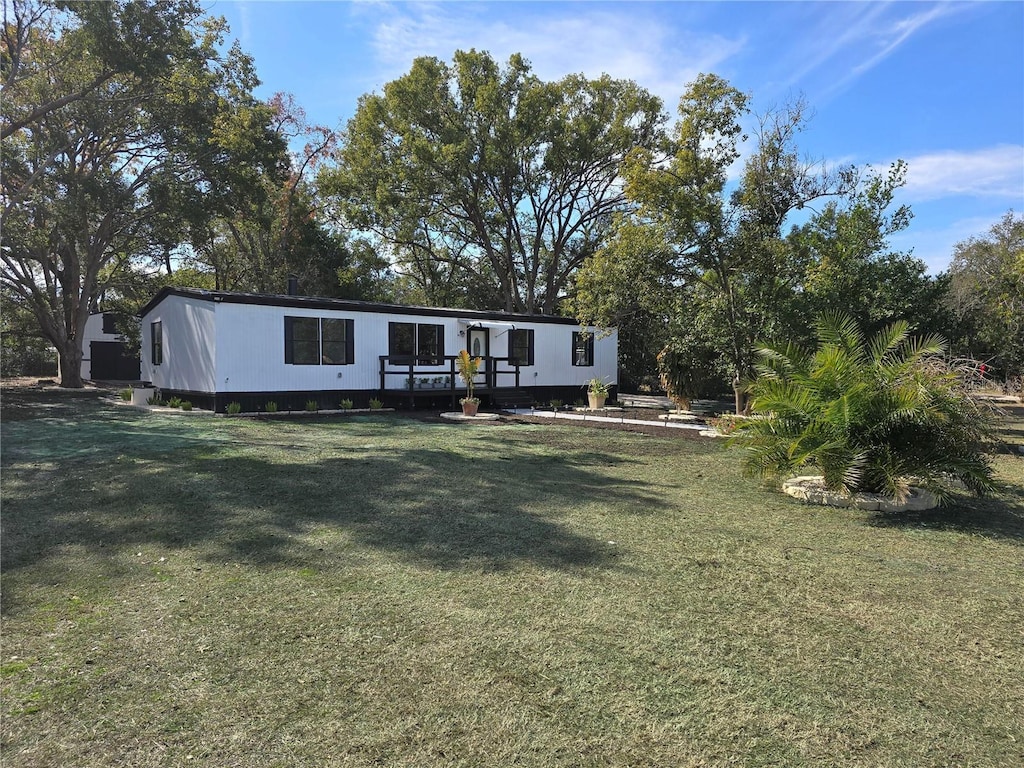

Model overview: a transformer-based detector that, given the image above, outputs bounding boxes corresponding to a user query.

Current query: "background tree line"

[2,1,1020,394]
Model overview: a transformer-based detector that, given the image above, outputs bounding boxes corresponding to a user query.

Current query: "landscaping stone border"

[782,475,939,512]
[440,411,500,422]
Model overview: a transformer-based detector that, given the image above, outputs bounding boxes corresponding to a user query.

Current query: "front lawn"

[2,386,1022,767]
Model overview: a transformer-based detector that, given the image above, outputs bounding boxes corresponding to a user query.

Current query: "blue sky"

[208,0,1024,274]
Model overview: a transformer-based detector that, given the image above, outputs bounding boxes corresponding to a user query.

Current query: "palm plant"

[733,313,996,502]
[456,349,482,403]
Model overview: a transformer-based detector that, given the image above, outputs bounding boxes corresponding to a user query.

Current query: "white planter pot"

[131,387,156,406]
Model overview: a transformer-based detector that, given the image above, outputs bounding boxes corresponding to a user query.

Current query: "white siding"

[141,296,216,392]
[80,314,118,380]
[144,293,617,394]
[214,302,382,392]
[528,325,617,389]
[214,302,616,393]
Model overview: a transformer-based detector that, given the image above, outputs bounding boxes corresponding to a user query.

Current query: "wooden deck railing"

[378,354,522,406]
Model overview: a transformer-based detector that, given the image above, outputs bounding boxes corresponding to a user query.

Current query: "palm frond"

[899,333,947,365]
[867,320,910,365]
[815,312,865,362]
[741,313,994,500]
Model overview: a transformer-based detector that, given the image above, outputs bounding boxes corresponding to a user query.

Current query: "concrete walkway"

[617,394,674,409]
[507,408,709,432]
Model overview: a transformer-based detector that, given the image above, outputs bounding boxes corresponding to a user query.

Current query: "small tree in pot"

[456,349,482,416]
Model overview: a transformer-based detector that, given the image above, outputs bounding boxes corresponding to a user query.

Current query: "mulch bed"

[0,380,716,439]
[403,407,714,439]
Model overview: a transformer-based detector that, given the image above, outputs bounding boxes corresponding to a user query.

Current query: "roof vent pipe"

[287,275,299,296]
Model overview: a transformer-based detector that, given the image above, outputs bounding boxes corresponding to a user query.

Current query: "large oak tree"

[1,0,284,386]
[321,50,664,314]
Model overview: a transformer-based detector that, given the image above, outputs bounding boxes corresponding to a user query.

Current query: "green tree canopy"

[945,211,1024,385]
[792,161,951,343]
[577,74,855,411]
[575,74,948,411]
[321,49,664,313]
[1,0,285,386]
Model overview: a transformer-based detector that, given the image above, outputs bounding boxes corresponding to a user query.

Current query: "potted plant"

[456,349,482,416]
[586,377,609,409]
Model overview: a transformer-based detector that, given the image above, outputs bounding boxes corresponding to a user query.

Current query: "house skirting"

[154,385,616,414]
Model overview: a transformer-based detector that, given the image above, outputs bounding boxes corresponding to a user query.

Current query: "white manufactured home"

[138,287,617,413]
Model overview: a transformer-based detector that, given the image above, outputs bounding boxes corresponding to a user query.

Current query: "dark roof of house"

[138,287,583,326]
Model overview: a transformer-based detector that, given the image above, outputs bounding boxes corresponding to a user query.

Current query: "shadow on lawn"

[867,485,1024,543]
[1,387,665,582]
[867,407,1024,543]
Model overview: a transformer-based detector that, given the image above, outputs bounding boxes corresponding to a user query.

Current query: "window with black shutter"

[417,324,444,364]
[389,322,415,359]
[321,319,349,364]
[290,317,320,365]
[389,322,443,364]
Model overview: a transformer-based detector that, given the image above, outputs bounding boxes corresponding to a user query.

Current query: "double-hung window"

[151,321,163,365]
[320,319,350,365]
[389,322,444,364]
[572,331,594,367]
[284,316,354,365]
[509,329,534,366]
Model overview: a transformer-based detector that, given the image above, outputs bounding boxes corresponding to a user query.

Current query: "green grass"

[2,386,1023,767]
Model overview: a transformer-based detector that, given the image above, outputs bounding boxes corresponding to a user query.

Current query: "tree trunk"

[733,373,745,416]
[57,340,85,388]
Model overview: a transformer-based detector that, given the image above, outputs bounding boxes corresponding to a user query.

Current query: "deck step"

[491,388,534,411]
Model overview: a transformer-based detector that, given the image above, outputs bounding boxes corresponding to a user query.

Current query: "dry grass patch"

[2,386,1022,767]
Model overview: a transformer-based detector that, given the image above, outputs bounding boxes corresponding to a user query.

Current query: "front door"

[466,326,489,388]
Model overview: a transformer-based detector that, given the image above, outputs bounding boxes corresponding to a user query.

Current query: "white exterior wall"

[214,301,386,392]
[80,313,119,380]
[141,296,216,392]
[143,292,617,394]
[212,301,616,393]
[527,325,617,389]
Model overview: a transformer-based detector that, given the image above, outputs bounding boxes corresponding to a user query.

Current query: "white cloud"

[366,3,745,110]
[848,3,954,78]
[898,145,1024,202]
[859,145,1022,273]
[781,3,892,90]
[778,2,967,100]
[235,0,252,51]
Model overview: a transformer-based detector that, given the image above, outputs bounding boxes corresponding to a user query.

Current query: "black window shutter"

[528,329,535,366]
[435,324,444,362]
[284,316,294,364]
[345,319,354,364]
[587,334,594,365]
